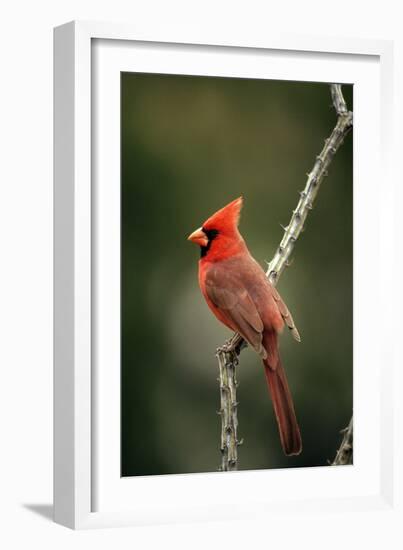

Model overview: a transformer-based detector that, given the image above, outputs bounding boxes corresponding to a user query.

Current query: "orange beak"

[187,227,208,247]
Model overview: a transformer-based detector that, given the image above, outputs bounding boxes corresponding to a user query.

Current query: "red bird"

[187,197,302,456]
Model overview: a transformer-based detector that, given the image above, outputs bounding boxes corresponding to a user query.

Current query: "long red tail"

[263,333,302,456]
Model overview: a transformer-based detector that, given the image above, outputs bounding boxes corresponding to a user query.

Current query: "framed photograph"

[54,21,397,530]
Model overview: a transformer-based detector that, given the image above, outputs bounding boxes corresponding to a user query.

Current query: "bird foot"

[216,337,239,355]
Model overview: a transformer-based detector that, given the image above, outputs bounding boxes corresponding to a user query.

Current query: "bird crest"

[202,197,243,234]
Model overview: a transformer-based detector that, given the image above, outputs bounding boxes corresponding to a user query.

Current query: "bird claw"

[217,338,237,354]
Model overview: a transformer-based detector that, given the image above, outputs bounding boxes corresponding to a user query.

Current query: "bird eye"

[203,228,219,240]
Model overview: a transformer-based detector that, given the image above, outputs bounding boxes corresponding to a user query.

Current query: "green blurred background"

[121,73,353,477]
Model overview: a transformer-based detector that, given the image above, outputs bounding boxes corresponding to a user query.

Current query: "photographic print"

[121,73,353,477]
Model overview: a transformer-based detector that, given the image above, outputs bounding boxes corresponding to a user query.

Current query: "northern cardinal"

[187,197,302,456]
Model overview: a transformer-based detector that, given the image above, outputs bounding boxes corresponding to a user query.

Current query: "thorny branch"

[332,417,353,465]
[216,84,353,471]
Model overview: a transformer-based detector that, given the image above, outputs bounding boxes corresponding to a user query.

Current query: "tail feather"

[263,332,302,456]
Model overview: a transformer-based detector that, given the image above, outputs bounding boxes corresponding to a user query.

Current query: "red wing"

[205,270,267,359]
[271,286,301,342]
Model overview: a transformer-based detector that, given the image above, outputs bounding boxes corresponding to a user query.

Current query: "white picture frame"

[54,20,399,531]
